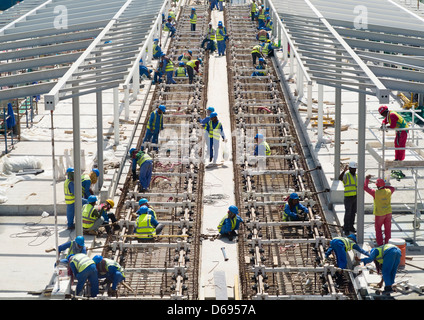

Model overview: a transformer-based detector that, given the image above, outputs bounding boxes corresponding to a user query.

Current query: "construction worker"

[205,112,227,165]
[142,104,166,151]
[68,253,99,298]
[178,50,193,64]
[190,8,197,32]
[355,243,401,295]
[264,16,273,31]
[250,0,257,21]
[256,27,269,42]
[217,205,244,241]
[257,6,265,29]
[64,167,88,230]
[81,168,99,200]
[282,193,309,221]
[254,133,271,156]
[98,199,119,234]
[168,9,176,22]
[82,195,103,235]
[210,0,218,10]
[136,150,154,191]
[162,55,175,84]
[199,106,215,128]
[251,43,263,65]
[93,255,125,296]
[261,39,277,58]
[339,161,357,236]
[163,17,176,38]
[251,57,267,76]
[186,58,202,84]
[218,0,224,11]
[379,105,408,178]
[152,57,164,85]
[216,21,227,56]
[201,22,216,53]
[134,205,164,240]
[364,175,395,246]
[152,39,162,60]
[57,236,87,260]
[175,61,188,77]
[138,198,157,219]
[139,58,152,80]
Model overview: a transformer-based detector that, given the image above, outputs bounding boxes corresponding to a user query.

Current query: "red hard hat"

[376,179,386,188]
[378,105,388,115]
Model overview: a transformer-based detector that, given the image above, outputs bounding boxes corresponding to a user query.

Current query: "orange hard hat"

[376,179,385,188]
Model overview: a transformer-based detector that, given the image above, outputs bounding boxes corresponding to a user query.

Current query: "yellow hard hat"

[106,199,115,208]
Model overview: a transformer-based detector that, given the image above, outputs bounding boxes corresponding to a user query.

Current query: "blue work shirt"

[58,240,87,258]
[205,121,226,140]
[220,215,243,234]
[325,238,369,258]
[283,203,309,221]
[148,110,164,133]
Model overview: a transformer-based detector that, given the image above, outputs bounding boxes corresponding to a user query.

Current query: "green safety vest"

[217,214,236,232]
[147,111,163,131]
[374,188,392,216]
[186,60,198,69]
[334,237,355,252]
[282,205,302,221]
[101,258,125,278]
[135,213,156,238]
[165,59,174,72]
[387,111,409,129]
[251,2,257,12]
[375,244,396,264]
[251,45,261,54]
[137,153,152,166]
[67,241,84,258]
[176,67,186,77]
[71,253,94,273]
[258,10,265,20]
[207,121,222,140]
[265,21,273,30]
[208,28,216,40]
[82,203,98,229]
[216,28,225,41]
[190,13,197,24]
[64,179,75,204]
[259,141,271,155]
[343,172,357,197]
[153,44,159,55]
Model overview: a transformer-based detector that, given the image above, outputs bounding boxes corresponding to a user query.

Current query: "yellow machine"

[398,92,418,109]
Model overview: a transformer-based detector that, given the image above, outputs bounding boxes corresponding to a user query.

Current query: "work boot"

[382,285,393,295]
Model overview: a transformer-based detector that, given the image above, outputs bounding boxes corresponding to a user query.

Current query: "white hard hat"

[348,161,357,169]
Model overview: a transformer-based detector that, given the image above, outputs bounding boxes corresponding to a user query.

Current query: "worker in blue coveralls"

[134,205,164,241]
[251,58,267,76]
[164,17,176,38]
[152,55,165,85]
[81,168,99,200]
[201,22,216,53]
[217,205,244,241]
[138,198,157,219]
[139,59,152,79]
[216,21,228,56]
[130,148,153,192]
[152,38,162,59]
[93,255,125,296]
[57,236,87,260]
[68,253,99,298]
[355,243,401,295]
[162,55,176,84]
[282,193,309,221]
[175,62,188,77]
[264,16,273,31]
[64,167,88,230]
[142,104,166,151]
[190,8,197,32]
[205,112,227,165]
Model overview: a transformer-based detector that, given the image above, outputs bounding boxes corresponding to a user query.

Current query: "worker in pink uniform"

[378,105,408,161]
[364,175,395,246]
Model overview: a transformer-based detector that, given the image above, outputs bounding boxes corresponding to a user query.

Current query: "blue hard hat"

[158,105,166,112]
[210,112,218,118]
[218,21,223,26]
[198,57,202,64]
[93,255,103,264]
[179,61,185,66]
[188,50,193,55]
[138,205,148,214]
[129,148,137,156]
[154,38,159,42]
[92,168,100,177]
[139,198,148,206]
[289,193,299,200]
[75,236,84,246]
[259,57,265,62]
[207,106,215,112]
[228,205,239,214]
[347,234,357,242]
[192,7,196,10]
[88,195,98,203]
[66,167,74,173]
[266,16,271,20]
[255,133,264,139]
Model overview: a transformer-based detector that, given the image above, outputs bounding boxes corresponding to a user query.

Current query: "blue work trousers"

[166,70,176,84]
[142,129,160,151]
[139,160,153,189]
[75,264,99,297]
[382,247,401,286]
[217,40,225,55]
[66,198,88,228]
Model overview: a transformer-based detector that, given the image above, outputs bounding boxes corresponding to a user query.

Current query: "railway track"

[77,1,359,300]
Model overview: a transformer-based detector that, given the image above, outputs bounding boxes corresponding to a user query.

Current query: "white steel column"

[357,90,366,245]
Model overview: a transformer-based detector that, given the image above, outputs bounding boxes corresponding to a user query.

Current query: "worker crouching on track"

[142,104,165,151]
[218,205,244,241]
[355,243,402,295]
[82,195,103,235]
[282,193,309,221]
[251,58,267,76]
[130,148,153,192]
[93,255,125,297]
[324,234,369,286]
[98,199,119,234]
[186,57,202,84]
[81,168,100,200]
[134,205,164,241]
[68,253,99,298]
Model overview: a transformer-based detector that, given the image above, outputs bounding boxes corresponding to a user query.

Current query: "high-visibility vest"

[374,188,392,216]
[137,153,152,166]
[334,237,355,252]
[258,30,267,42]
[282,204,302,221]
[181,53,191,63]
[207,121,222,140]
[148,207,157,220]
[216,28,225,41]
[163,23,169,31]
[375,244,396,264]
[176,67,186,77]
[81,174,91,195]
[217,214,236,232]
[153,44,159,55]
[265,21,273,30]
[64,179,75,204]
[186,60,198,69]
[258,10,265,20]
[165,59,174,72]
[135,213,156,238]
[82,203,97,229]
[147,111,163,131]
[190,13,197,24]
[207,28,216,40]
[251,2,257,12]
[71,253,94,273]
[101,258,125,278]
[343,172,357,197]
[259,141,271,155]
[68,241,84,257]
[387,111,409,129]
[169,11,175,19]
[251,45,261,54]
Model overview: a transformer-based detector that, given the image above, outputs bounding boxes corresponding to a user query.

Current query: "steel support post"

[113,87,120,145]
[334,87,341,179]
[72,89,83,237]
[317,84,323,143]
[357,90,366,245]
[96,90,103,190]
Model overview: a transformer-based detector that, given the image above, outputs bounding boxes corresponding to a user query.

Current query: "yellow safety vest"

[190,13,197,24]
[251,45,261,54]
[186,60,198,69]
[217,214,236,232]
[176,67,186,77]
[147,111,163,131]
[64,179,75,204]
[71,253,94,273]
[251,2,257,12]
[102,258,125,278]
[208,28,216,40]
[374,188,392,216]
[334,237,355,252]
[375,244,396,264]
[81,174,91,195]
[135,213,156,238]
[216,28,224,41]
[207,121,222,140]
[153,44,159,55]
[258,11,265,20]
[265,21,273,30]
[137,153,152,166]
[82,203,98,229]
[259,141,271,155]
[68,241,83,258]
[165,59,174,72]
[387,111,409,129]
[343,172,357,197]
